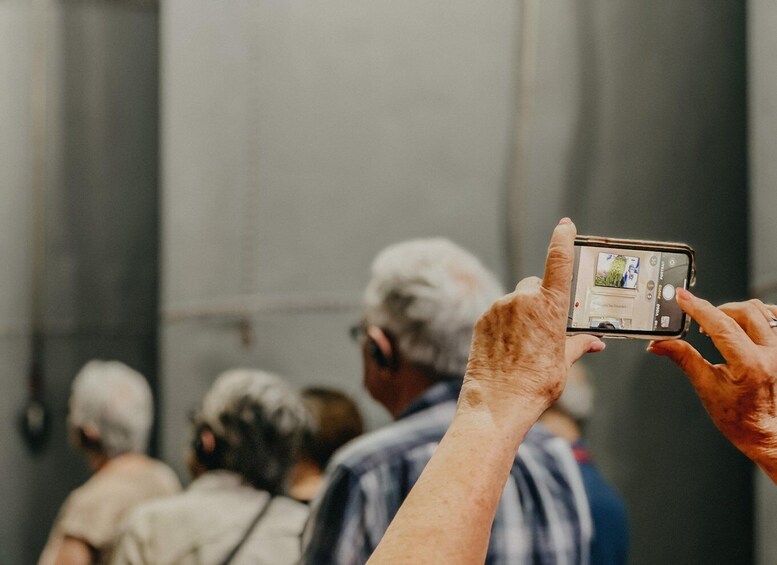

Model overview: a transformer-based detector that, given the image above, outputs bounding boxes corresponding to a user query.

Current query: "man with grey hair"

[39,361,181,565]
[113,369,311,565]
[303,238,595,564]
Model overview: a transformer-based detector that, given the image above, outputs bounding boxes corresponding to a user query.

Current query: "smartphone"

[567,236,696,340]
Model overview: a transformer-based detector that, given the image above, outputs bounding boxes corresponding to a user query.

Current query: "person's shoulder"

[123,488,188,528]
[89,454,181,494]
[60,472,114,517]
[517,423,579,467]
[56,475,127,548]
[119,487,196,551]
[272,494,308,512]
[140,457,183,493]
[523,422,557,445]
[328,405,454,477]
[116,489,201,563]
[266,495,309,532]
[522,421,572,449]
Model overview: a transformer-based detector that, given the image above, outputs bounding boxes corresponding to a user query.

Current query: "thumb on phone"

[565,335,606,369]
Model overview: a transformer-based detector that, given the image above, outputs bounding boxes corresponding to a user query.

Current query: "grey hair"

[194,369,311,494]
[363,238,505,377]
[68,360,153,458]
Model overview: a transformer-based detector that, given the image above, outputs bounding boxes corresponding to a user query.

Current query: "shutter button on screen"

[663,284,676,301]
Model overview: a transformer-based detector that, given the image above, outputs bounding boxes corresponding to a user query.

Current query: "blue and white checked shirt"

[302,379,592,565]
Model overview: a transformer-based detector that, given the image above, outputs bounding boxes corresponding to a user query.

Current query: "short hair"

[68,360,153,458]
[193,369,311,494]
[362,238,504,377]
[300,387,364,470]
[555,362,594,422]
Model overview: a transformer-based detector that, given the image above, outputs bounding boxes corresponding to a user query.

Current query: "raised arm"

[367,219,604,564]
[649,293,777,483]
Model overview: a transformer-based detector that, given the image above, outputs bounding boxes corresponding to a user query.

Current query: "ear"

[78,424,102,450]
[366,326,395,370]
[198,428,217,455]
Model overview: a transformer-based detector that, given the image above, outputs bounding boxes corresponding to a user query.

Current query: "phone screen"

[567,242,693,336]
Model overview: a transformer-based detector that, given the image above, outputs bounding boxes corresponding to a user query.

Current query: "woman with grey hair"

[39,361,181,565]
[112,369,311,565]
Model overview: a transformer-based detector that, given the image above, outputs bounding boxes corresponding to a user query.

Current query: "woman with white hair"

[112,369,311,565]
[39,361,181,565]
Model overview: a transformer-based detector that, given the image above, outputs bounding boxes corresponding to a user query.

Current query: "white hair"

[195,369,311,493]
[199,369,309,439]
[556,362,594,421]
[68,360,153,458]
[363,238,505,377]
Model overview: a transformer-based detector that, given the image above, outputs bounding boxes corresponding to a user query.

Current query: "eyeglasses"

[349,322,367,343]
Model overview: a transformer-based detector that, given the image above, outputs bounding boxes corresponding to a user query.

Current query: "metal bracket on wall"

[161,291,361,325]
[58,0,158,9]
[162,291,360,350]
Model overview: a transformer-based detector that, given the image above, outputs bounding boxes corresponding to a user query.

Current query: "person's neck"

[538,410,581,443]
[289,459,323,502]
[85,450,110,473]
[86,451,147,474]
[386,365,438,419]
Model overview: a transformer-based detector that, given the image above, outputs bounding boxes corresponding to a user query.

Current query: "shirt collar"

[398,378,463,420]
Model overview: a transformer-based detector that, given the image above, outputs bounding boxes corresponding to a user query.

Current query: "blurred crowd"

[39,238,628,565]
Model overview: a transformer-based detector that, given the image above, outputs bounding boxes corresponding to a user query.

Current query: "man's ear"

[201,429,217,453]
[194,428,217,458]
[366,326,396,370]
[78,424,102,451]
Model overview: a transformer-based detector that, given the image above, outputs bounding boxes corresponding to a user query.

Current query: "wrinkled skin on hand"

[650,294,777,482]
[460,220,605,422]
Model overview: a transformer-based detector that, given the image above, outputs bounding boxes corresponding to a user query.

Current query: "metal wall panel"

[159,0,515,469]
[0,8,36,560]
[517,3,752,564]
[749,2,777,564]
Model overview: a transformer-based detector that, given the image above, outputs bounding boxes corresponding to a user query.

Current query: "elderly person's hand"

[460,218,605,427]
[649,292,777,483]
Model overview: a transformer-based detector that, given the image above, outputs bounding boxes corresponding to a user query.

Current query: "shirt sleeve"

[301,464,373,565]
[57,490,116,552]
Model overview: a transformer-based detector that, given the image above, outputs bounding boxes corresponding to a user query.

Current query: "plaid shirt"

[302,380,592,565]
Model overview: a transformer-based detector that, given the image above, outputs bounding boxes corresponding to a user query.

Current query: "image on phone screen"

[568,244,693,336]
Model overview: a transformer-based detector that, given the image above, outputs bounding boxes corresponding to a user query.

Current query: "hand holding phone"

[567,236,696,339]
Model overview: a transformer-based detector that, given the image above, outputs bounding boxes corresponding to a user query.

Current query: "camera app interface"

[568,245,691,333]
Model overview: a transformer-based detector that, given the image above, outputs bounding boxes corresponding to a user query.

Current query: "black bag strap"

[219,495,274,565]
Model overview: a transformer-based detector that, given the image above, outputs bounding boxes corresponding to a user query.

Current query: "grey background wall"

[0,1,159,563]
[518,3,753,564]
[0,0,761,564]
[750,2,777,565]
[158,0,515,466]
[0,3,37,563]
